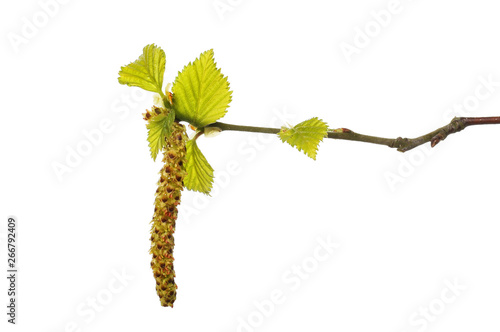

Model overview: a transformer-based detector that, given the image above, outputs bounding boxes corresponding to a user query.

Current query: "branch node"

[430,118,467,148]
[392,137,409,152]
[450,117,467,132]
[431,133,446,147]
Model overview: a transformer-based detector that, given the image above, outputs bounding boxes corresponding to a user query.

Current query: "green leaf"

[278,117,329,160]
[172,49,232,128]
[184,139,214,194]
[118,44,166,94]
[146,110,175,161]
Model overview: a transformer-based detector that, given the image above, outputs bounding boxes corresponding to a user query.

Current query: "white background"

[2,0,500,331]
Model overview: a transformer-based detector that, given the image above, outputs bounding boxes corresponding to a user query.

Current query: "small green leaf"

[184,139,214,194]
[146,110,175,161]
[118,44,166,95]
[278,117,329,160]
[172,49,232,128]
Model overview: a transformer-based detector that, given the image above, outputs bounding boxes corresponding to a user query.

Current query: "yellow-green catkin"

[144,106,188,307]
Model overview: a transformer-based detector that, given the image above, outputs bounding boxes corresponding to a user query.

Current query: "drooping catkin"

[145,106,187,307]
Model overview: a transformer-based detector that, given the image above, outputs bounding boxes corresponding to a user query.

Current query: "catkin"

[145,106,187,307]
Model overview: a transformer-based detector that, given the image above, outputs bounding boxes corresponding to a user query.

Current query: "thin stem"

[210,122,280,135]
[205,116,500,153]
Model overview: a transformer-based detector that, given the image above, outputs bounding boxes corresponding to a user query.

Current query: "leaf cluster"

[119,44,327,195]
